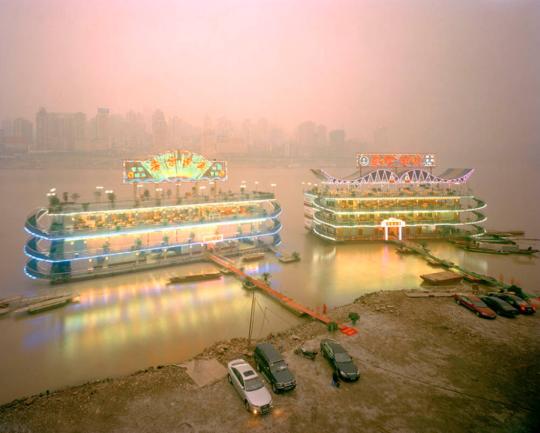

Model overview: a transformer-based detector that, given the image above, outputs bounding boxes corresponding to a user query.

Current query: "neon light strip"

[312,226,338,241]
[313,221,487,241]
[26,210,282,241]
[307,194,475,202]
[313,214,487,228]
[312,201,487,215]
[48,197,276,216]
[25,223,283,264]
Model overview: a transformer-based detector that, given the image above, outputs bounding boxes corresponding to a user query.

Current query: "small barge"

[420,271,463,285]
[242,252,265,262]
[168,271,222,285]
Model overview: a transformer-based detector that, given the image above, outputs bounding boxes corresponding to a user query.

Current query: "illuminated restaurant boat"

[24,150,282,283]
[304,153,487,242]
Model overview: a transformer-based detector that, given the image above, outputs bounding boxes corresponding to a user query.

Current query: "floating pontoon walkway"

[206,253,357,336]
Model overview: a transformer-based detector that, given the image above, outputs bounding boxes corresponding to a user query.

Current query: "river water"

[0,160,538,403]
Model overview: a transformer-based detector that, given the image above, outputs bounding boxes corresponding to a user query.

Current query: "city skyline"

[0,105,353,158]
[1,0,539,162]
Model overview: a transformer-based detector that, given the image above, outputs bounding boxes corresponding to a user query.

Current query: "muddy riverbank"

[1,290,539,433]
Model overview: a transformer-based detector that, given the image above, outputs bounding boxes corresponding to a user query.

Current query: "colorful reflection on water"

[0,164,539,403]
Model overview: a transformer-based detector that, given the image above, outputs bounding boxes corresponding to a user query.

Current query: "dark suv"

[254,343,296,393]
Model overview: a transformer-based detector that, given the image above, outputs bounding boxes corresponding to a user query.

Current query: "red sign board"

[356,153,436,168]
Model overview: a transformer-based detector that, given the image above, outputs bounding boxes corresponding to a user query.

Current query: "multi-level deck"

[25,192,282,282]
[305,154,487,242]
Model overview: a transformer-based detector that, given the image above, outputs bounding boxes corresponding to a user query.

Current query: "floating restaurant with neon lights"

[304,153,486,242]
[24,150,281,282]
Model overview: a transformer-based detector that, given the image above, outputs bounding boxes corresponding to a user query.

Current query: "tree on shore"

[348,312,360,325]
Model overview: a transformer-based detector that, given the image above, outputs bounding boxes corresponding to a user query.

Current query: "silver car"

[227,359,273,415]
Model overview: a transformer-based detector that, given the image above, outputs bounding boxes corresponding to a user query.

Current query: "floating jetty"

[420,271,463,285]
[168,271,222,285]
[12,292,78,315]
[485,230,525,237]
[207,253,357,336]
[27,295,74,314]
[392,240,523,290]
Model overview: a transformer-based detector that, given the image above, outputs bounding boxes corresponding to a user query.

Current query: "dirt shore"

[1,290,539,433]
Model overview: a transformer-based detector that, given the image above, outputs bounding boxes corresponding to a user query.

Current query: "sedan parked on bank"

[480,296,519,318]
[453,294,497,319]
[227,359,272,415]
[490,292,536,315]
[320,339,359,381]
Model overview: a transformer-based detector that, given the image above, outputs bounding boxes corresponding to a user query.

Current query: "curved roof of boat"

[311,167,474,185]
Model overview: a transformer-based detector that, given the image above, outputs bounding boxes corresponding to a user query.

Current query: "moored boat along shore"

[1,289,538,433]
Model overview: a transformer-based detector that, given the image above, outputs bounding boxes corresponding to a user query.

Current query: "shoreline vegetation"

[1,289,538,433]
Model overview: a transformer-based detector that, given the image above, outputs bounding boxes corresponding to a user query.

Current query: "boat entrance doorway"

[381,218,406,241]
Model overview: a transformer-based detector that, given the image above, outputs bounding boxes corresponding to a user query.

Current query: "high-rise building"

[296,121,317,157]
[152,110,168,150]
[0,117,33,153]
[329,129,346,155]
[125,111,150,151]
[95,107,110,147]
[201,115,217,156]
[35,108,86,151]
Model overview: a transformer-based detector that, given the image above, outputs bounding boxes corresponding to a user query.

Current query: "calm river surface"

[0,160,538,403]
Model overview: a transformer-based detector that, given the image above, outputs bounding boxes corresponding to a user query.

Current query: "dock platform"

[206,253,357,336]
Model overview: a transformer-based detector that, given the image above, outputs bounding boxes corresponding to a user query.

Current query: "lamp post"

[155,187,163,205]
[270,183,276,197]
[105,189,115,209]
[95,186,104,203]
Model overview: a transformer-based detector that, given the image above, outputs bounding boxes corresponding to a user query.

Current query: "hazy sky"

[0,0,539,160]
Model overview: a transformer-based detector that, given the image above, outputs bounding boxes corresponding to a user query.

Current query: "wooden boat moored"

[168,271,222,284]
[242,252,265,262]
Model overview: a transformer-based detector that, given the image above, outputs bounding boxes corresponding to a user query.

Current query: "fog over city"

[1,0,539,163]
[1,2,540,431]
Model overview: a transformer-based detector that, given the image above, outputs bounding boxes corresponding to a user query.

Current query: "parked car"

[453,294,497,319]
[254,343,296,393]
[227,359,272,415]
[320,339,359,381]
[480,296,519,318]
[490,292,536,315]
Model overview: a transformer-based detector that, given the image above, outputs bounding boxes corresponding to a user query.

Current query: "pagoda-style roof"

[311,168,474,185]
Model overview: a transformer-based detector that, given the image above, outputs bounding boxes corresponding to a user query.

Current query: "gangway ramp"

[207,253,357,336]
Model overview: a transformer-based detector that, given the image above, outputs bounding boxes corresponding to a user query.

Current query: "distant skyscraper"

[35,108,86,151]
[95,108,110,147]
[201,115,217,156]
[329,129,346,155]
[126,111,150,151]
[152,110,168,150]
[296,121,317,157]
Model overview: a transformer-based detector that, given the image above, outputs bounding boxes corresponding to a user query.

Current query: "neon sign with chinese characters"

[356,153,436,168]
[123,150,227,183]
